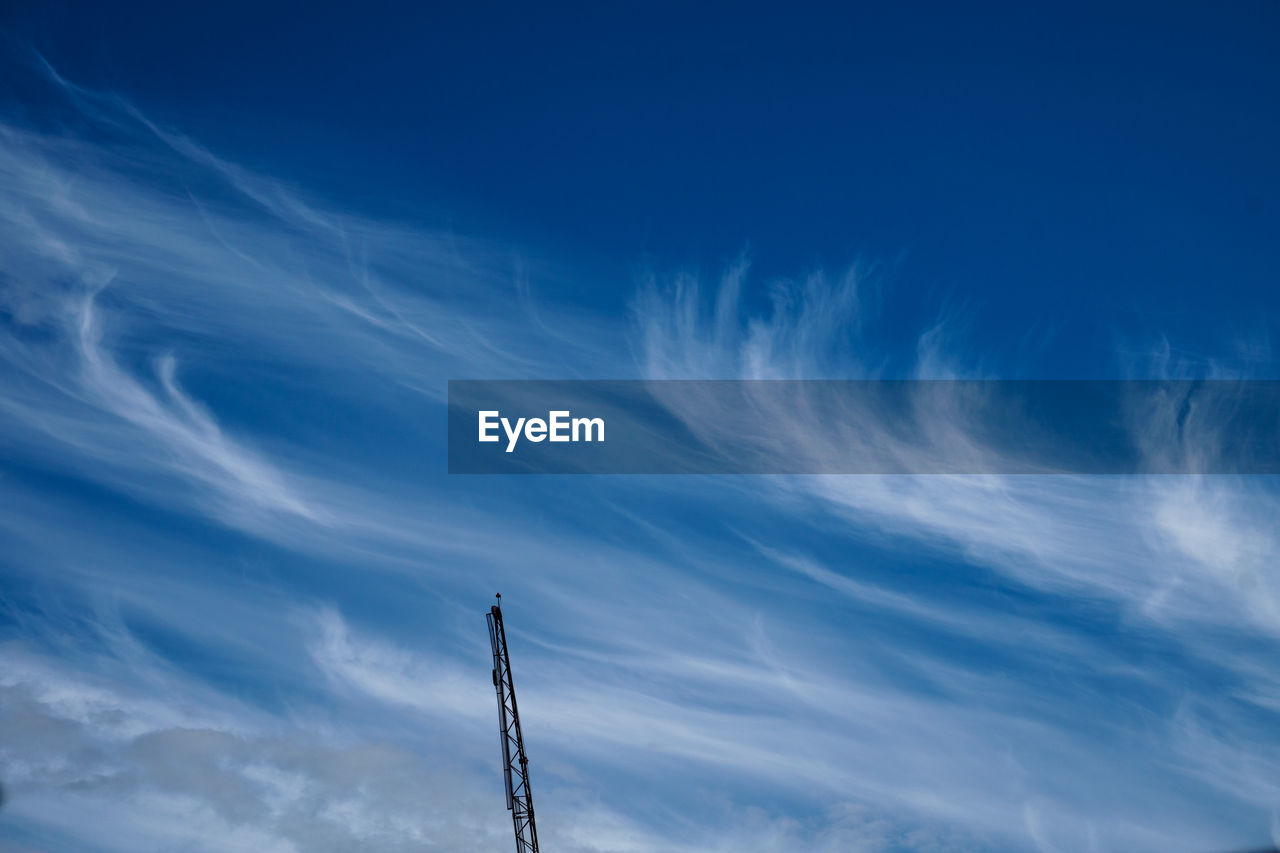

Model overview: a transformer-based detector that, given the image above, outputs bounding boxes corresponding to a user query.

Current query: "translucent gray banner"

[447,380,1280,474]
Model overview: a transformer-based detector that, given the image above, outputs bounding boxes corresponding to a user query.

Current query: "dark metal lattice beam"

[487,598,540,853]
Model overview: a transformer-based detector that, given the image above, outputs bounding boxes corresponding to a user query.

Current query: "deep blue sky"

[10,1,1280,373]
[1,4,1279,852]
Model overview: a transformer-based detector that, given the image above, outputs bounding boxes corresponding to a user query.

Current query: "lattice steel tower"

[487,595,540,853]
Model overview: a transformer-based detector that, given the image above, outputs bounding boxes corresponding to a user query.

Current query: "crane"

[487,594,540,853]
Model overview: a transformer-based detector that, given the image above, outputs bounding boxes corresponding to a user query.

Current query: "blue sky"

[1,3,1279,852]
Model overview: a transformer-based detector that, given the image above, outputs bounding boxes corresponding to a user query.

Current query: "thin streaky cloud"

[1,62,1278,853]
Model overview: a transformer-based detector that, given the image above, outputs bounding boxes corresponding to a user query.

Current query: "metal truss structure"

[487,597,540,853]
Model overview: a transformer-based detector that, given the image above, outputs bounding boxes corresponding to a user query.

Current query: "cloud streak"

[1,61,1278,853]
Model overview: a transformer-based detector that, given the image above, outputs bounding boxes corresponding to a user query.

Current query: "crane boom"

[487,599,540,853]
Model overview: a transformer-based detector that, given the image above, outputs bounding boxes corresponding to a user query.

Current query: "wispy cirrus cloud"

[1,60,1278,853]
[629,267,1280,634]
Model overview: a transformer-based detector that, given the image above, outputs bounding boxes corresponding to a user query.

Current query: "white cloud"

[2,63,1278,853]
